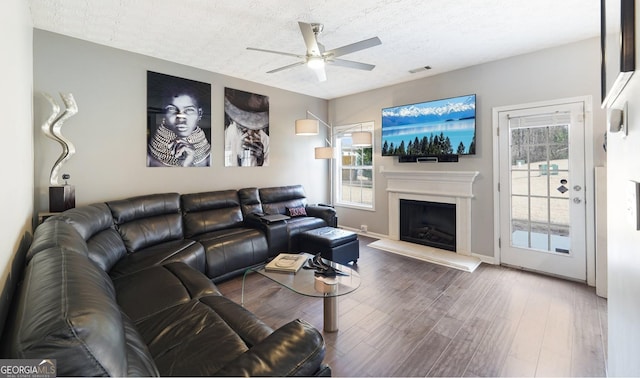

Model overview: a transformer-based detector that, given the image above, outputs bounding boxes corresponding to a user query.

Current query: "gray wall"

[16,8,640,374]
[10,9,640,373]
[0,0,33,327]
[33,30,329,209]
[328,37,606,258]
[606,5,640,375]
[30,33,607,260]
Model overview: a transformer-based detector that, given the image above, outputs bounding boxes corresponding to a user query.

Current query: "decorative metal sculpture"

[41,92,78,186]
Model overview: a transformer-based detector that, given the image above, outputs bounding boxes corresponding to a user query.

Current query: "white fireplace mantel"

[381,169,479,198]
[381,169,479,256]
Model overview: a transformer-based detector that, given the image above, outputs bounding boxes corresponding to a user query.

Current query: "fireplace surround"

[382,169,479,256]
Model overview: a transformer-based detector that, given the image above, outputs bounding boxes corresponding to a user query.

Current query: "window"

[334,122,374,209]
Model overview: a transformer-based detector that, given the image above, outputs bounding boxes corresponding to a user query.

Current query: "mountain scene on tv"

[381,94,476,156]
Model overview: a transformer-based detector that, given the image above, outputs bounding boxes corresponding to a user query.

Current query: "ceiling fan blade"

[331,58,376,71]
[247,47,303,59]
[298,22,322,56]
[325,37,381,58]
[267,61,306,74]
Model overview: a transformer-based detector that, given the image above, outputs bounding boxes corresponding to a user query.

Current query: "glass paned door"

[510,123,570,253]
[498,101,586,281]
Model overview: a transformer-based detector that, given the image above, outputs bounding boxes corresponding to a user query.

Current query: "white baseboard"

[337,225,387,240]
[473,253,497,265]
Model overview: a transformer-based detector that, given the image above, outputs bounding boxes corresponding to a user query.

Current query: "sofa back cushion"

[25,220,89,263]
[238,187,262,216]
[259,185,308,215]
[107,193,183,253]
[48,203,127,272]
[181,190,245,238]
[1,248,158,376]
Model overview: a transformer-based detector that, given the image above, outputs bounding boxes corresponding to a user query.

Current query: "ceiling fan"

[247,22,381,82]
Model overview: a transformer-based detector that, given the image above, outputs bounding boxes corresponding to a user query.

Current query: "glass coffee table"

[242,253,361,332]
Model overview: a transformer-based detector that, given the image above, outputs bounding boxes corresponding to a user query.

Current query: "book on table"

[265,253,307,273]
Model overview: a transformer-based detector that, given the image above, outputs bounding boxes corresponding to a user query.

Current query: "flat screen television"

[381,94,476,158]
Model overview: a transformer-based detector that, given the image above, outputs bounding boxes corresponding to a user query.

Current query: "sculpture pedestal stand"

[49,185,75,212]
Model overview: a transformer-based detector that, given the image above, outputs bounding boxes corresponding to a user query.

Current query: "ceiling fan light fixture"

[307,56,325,70]
[247,21,381,82]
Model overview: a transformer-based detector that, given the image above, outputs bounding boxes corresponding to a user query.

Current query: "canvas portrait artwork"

[147,71,212,167]
[224,87,270,167]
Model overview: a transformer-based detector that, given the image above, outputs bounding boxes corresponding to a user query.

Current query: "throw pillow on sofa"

[287,206,307,217]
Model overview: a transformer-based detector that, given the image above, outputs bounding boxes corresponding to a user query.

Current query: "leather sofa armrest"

[305,205,337,227]
[244,213,289,255]
[243,212,265,227]
[215,319,328,377]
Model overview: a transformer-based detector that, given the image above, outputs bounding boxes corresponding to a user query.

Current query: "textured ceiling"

[28,0,600,100]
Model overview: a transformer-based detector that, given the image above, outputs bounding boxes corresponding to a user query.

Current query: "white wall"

[606,5,640,375]
[0,0,34,323]
[329,38,606,258]
[33,30,329,209]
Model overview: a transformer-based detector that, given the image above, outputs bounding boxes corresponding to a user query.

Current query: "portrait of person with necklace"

[147,72,211,167]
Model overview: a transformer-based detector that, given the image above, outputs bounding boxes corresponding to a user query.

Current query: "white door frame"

[492,96,595,285]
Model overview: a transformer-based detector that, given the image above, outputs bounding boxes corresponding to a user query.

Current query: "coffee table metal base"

[323,296,338,332]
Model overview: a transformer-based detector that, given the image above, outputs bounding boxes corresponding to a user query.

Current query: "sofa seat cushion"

[214,319,328,377]
[121,311,161,376]
[113,261,276,375]
[112,262,220,323]
[134,299,253,376]
[286,216,327,234]
[1,248,158,377]
[109,239,205,279]
[194,227,269,281]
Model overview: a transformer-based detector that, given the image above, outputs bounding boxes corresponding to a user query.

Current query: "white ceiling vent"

[409,66,432,74]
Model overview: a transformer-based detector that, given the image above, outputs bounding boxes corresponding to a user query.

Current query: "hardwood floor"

[216,236,608,377]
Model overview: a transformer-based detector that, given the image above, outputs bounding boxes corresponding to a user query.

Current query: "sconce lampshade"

[351,131,372,147]
[295,119,319,135]
[315,146,335,159]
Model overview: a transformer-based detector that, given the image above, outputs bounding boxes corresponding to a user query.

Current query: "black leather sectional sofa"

[1,185,336,376]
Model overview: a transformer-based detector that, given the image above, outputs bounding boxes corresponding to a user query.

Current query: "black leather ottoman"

[299,227,359,265]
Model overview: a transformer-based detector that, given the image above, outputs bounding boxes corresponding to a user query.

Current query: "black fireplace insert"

[399,199,456,252]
